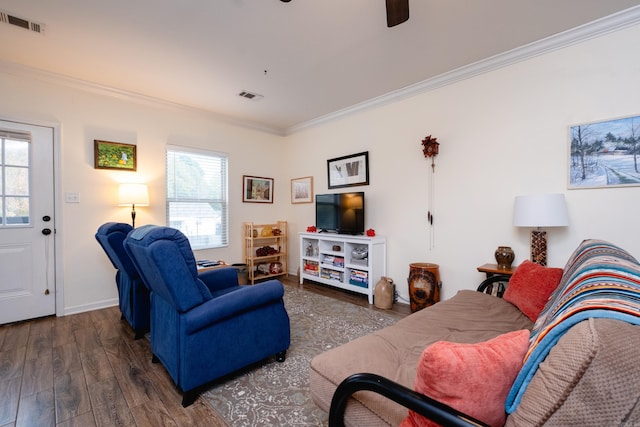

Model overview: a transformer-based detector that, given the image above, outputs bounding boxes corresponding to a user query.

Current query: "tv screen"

[315,192,365,235]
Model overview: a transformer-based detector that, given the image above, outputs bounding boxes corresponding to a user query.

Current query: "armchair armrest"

[329,373,488,427]
[184,279,285,334]
[198,267,239,292]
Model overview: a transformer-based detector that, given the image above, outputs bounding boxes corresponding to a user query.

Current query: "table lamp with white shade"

[513,193,569,266]
[118,183,149,228]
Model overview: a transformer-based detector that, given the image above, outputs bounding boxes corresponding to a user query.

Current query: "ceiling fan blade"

[386,0,409,27]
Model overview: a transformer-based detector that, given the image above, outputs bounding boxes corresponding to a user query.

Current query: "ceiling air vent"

[0,10,44,34]
[238,91,264,101]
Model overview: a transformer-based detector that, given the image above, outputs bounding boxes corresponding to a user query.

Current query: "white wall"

[0,70,284,313]
[284,23,640,301]
[1,21,639,313]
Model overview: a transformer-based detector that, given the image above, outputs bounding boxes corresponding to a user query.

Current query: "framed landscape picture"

[243,175,274,203]
[327,151,369,189]
[569,115,640,189]
[291,176,313,204]
[94,140,137,171]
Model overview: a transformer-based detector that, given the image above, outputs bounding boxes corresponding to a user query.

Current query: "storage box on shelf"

[243,221,288,285]
[299,232,386,304]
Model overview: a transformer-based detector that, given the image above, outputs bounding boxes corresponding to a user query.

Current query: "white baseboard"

[62,298,118,316]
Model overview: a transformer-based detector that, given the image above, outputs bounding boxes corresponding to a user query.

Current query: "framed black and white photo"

[327,151,369,189]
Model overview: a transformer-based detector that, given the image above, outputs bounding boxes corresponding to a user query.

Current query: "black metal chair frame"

[329,373,489,427]
[476,274,511,297]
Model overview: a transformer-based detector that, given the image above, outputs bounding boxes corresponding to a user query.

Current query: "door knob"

[42,228,52,235]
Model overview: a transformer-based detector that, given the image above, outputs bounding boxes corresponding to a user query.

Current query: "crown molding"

[286,5,640,135]
[0,60,286,136]
[1,5,639,138]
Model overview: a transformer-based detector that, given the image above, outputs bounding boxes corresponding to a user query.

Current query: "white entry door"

[0,120,55,324]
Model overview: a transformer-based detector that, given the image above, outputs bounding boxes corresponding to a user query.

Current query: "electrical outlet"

[65,192,80,203]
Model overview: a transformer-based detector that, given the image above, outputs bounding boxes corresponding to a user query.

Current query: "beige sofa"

[310,239,640,426]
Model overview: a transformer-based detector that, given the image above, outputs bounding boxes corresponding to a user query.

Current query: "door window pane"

[5,167,29,195]
[5,139,29,166]
[5,197,29,224]
[1,132,31,227]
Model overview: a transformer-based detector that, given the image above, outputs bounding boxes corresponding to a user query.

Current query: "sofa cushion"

[506,318,640,427]
[401,329,530,427]
[503,260,563,322]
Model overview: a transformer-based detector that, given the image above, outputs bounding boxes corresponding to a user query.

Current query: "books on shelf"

[320,268,343,282]
[322,255,344,267]
[303,260,319,276]
[349,269,368,288]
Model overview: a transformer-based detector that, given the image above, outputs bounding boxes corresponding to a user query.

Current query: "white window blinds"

[166,145,228,249]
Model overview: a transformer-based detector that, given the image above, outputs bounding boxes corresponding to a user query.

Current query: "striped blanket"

[506,239,640,413]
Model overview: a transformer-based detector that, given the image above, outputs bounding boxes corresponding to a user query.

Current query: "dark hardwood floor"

[0,276,409,427]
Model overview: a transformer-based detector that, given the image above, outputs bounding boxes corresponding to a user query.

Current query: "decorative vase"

[408,263,441,312]
[495,246,515,269]
[374,277,394,310]
[351,246,368,260]
[269,262,283,274]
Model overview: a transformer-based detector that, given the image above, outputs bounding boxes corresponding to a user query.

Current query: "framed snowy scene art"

[569,115,640,189]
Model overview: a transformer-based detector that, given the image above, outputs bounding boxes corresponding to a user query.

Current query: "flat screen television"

[315,192,365,235]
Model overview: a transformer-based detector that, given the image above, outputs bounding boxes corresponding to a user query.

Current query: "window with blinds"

[166,146,228,249]
[0,130,31,227]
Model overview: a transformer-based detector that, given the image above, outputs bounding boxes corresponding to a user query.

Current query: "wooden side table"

[476,263,516,297]
[477,263,516,278]
[197,260,230,272]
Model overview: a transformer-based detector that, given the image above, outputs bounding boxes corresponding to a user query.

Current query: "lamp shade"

[118,183,149,206]
[513,193,568,228]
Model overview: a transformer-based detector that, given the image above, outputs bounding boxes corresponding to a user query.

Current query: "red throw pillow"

[400,330,530,427]
[503,260,563,322]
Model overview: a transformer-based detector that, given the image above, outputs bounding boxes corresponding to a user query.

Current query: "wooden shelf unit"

[243,221,288,285]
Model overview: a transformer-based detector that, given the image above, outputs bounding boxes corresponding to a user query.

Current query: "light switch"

[65,192,80,203]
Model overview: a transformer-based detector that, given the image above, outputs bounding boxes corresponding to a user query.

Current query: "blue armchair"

[95,222,150,339]
[123,225,291,406]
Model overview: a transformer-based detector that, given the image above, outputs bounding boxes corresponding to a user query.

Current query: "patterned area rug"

[202,285,404,426]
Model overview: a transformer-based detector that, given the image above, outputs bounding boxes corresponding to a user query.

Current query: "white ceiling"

[1,1,640,134]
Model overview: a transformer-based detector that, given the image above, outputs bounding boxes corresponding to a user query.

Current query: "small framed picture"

[243,175,274,203]
[291,176,314,204]
[94,140,137,171]
[327,151,369,189]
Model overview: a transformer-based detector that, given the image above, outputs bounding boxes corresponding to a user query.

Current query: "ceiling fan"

[385,0,409,27]
[279,0,409,28]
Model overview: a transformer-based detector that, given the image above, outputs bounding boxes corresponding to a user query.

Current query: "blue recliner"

[95,222,150,339]
[123,225,291,407]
